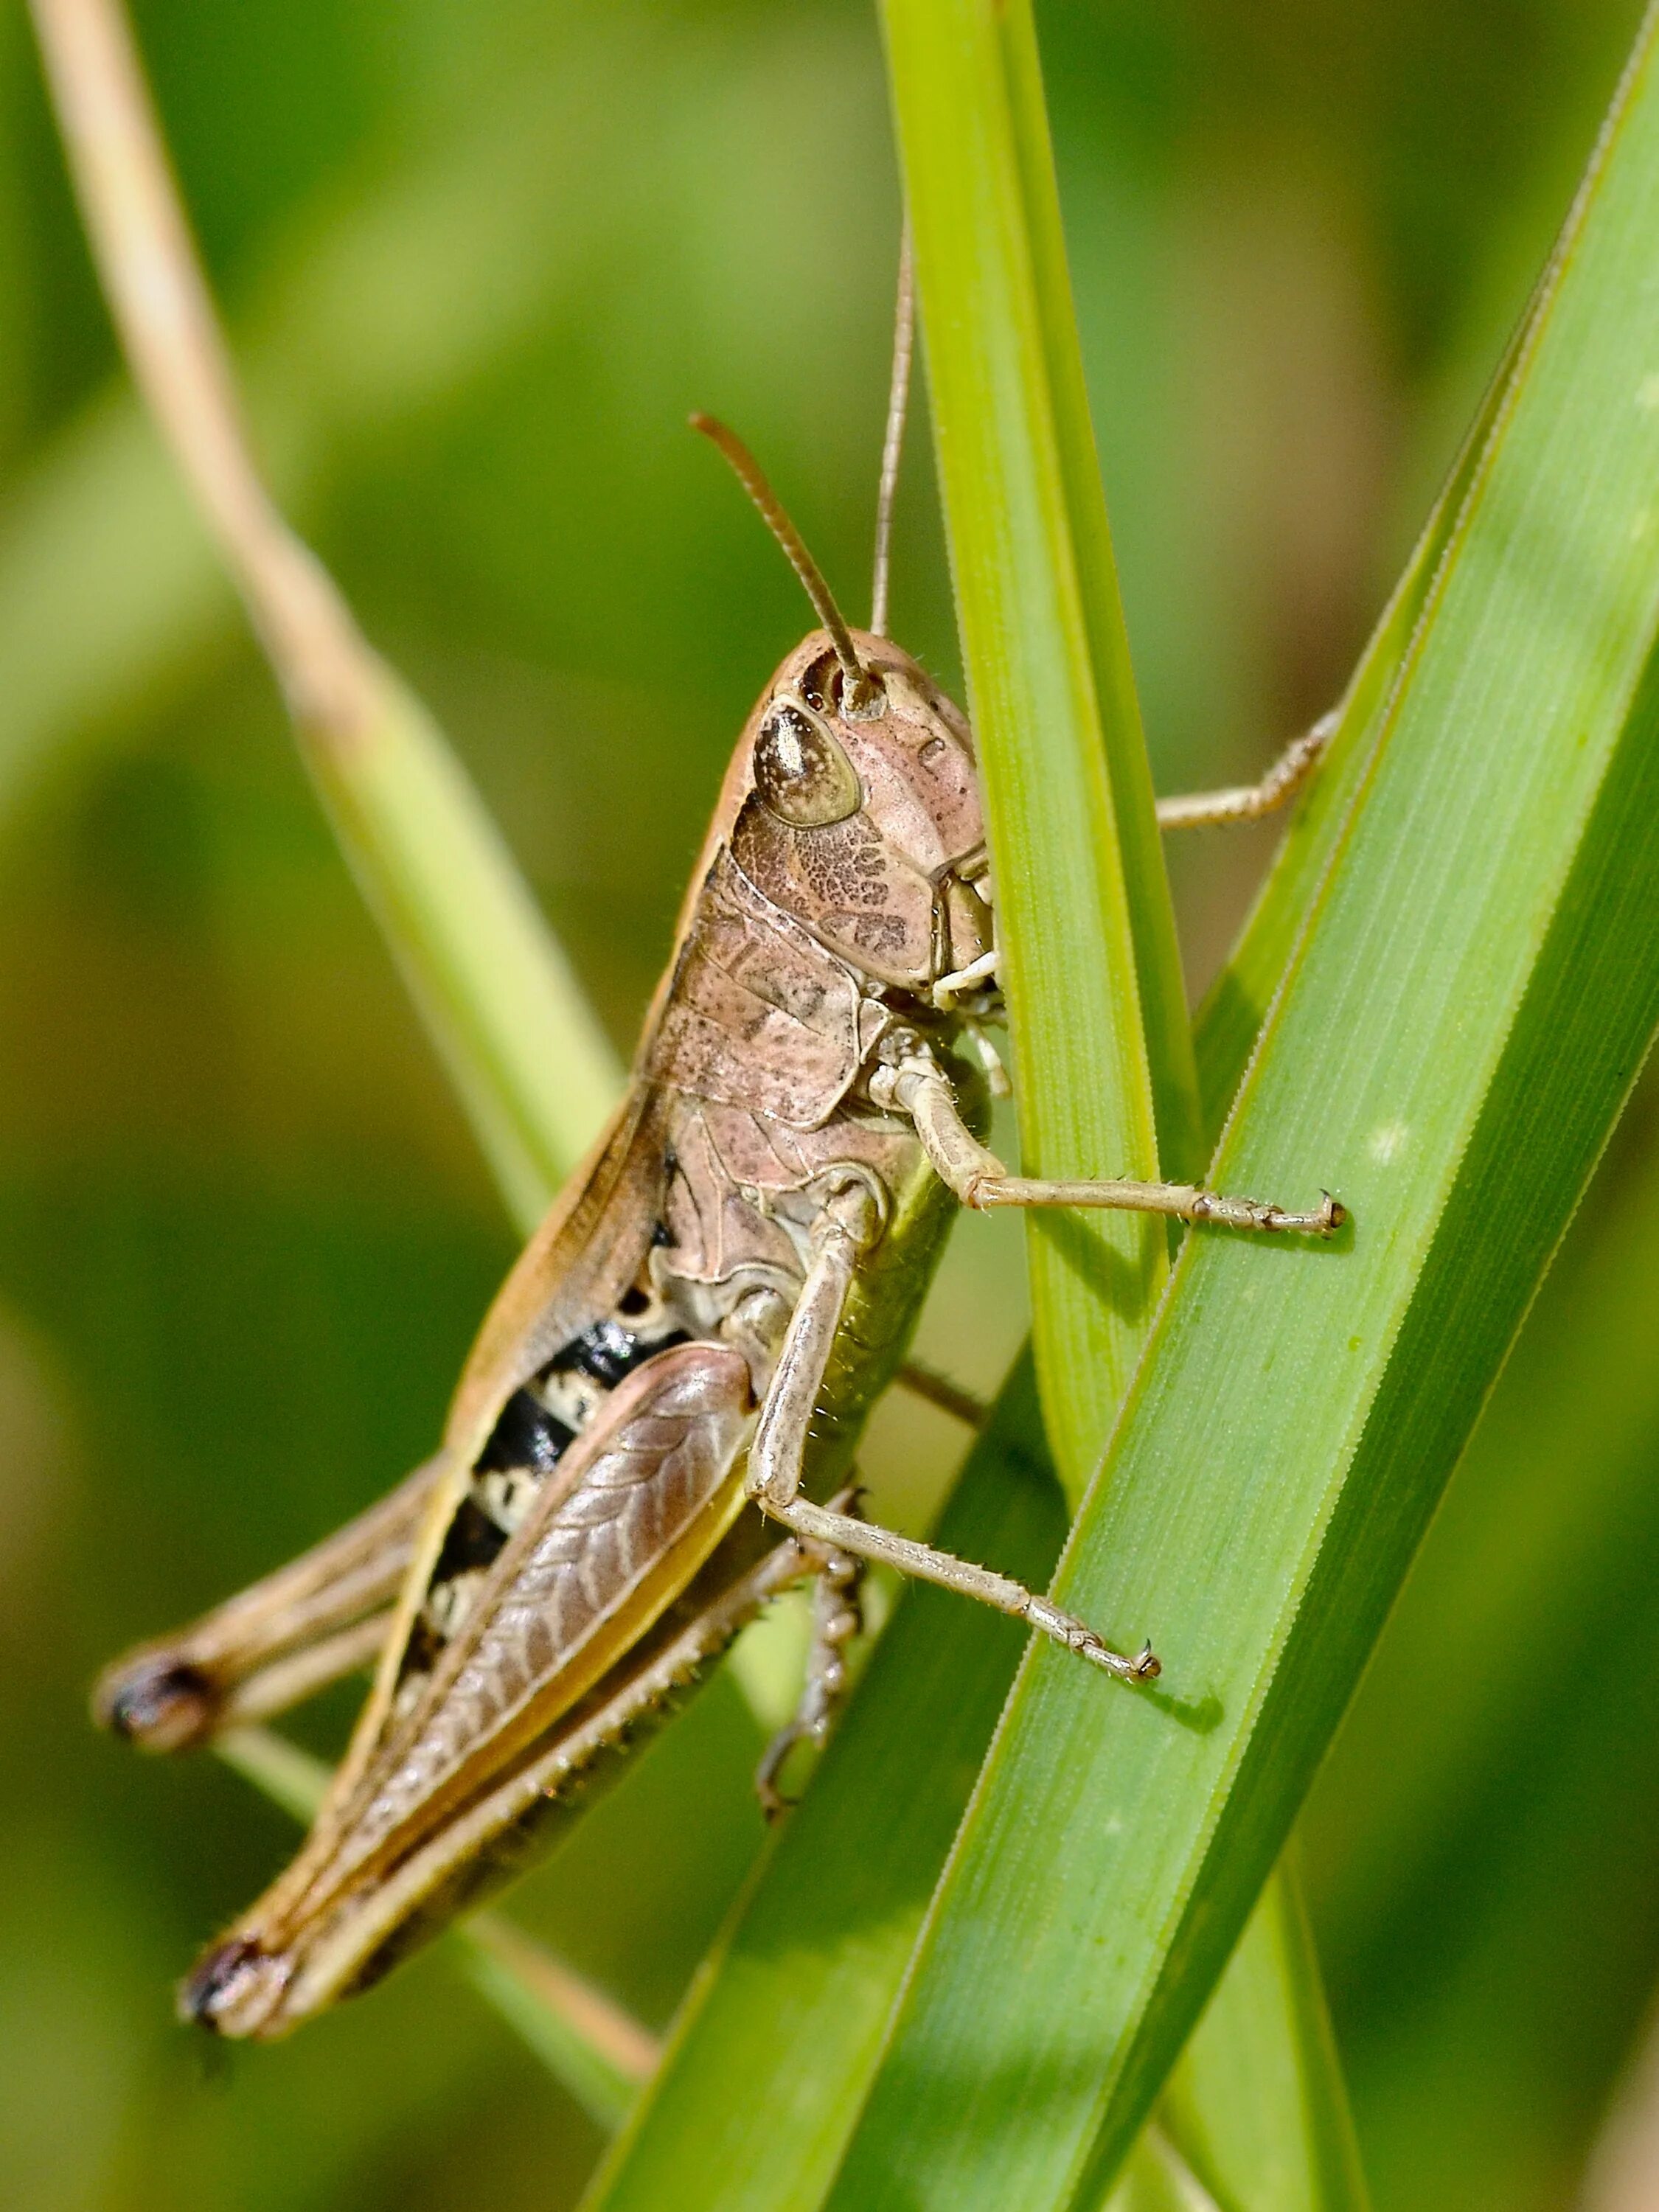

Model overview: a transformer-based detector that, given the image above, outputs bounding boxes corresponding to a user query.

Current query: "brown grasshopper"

[94,287,1340,2039]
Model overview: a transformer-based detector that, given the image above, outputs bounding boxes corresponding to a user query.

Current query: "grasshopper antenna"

[689,412,883,717]
[870,218,914,639]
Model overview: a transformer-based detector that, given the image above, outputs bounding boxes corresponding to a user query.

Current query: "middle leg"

[744,1208,1159,1685]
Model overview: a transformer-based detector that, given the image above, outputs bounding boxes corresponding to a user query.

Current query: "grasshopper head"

[731,628,993,995]
[689,413,993,995]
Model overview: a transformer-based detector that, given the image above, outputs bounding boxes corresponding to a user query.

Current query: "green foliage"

[820,10,1659,2203]
[4,4,1659,2212]
[301,666,621,1228]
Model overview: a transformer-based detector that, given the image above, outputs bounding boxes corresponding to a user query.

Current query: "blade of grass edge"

[884,0,1177,1499]
[994,0,1201,1192]
[891,8,1365,2211]
[816,10,1659,2206]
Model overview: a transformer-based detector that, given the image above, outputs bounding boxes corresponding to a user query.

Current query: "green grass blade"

[1309,1114,1659,2208]
[888,7,1362,2205]
[993,0,1200,1190]
[818,9,1659,2205]
[1315,1116,1659,1972]
[1159,1859,1367,2212]
[299,662,620,1229]
[883,0,1186,1495]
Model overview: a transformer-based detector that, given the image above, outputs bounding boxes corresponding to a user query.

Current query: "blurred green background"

[2,1,1656,2207]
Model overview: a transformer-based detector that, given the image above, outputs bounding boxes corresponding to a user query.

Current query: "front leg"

[743,1194,1159,1686]
[871,1050,1345,1237]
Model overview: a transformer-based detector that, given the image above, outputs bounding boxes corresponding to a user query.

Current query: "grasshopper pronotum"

[95,260,1341,2042]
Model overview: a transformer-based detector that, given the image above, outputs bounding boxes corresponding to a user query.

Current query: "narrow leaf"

[884,0,1184,1495]
[300,664,621,1228]
[1159,1857,1368,2212]
[820,10,1659,2206]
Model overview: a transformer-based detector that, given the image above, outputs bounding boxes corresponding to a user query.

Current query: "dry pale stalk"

[29,0,380,742]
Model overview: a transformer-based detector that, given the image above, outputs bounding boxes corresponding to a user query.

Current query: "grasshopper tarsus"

[1022,1593,1161,1683]
[1189,1186,1346,1237]
[755,1498,866,1820]
[1074,1634,1161,1685]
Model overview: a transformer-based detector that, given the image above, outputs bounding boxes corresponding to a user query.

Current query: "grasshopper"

[94,265,1341,2040]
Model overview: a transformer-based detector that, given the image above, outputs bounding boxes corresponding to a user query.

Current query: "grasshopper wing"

[186,1337,755,2037]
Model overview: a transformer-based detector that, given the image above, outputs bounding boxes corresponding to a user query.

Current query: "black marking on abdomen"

[476,1389,576,1477]
[555,1317,686,1388]
[431,1495,508,1584]
[395,1304,692,1698]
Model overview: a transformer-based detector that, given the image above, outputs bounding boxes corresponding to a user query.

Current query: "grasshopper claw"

[1077,1633,1161,1683]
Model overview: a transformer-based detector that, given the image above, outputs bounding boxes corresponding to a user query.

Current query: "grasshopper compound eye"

[754,698,862,827]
